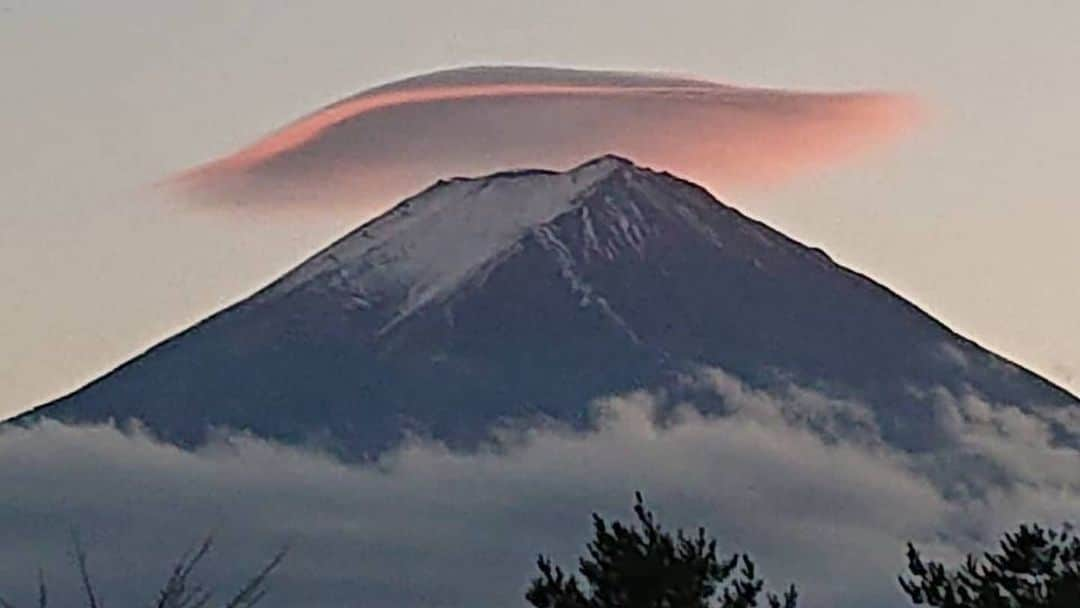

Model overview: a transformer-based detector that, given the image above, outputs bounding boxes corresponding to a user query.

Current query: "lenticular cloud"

[168,66,919,211]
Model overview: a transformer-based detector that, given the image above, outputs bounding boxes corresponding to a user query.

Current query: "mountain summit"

[15,156,1077,454]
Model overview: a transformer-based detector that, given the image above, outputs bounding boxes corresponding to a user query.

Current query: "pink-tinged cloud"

[168,66,920,211]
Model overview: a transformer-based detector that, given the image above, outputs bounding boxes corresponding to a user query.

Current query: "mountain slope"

[13,156,1077,455]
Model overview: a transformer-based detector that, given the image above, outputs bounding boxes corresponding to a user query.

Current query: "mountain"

[12,155,1077,455]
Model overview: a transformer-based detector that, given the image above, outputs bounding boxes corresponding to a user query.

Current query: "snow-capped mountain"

[14,155,1077,455]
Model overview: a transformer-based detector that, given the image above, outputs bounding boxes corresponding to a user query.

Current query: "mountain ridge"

[11,155,1077,456]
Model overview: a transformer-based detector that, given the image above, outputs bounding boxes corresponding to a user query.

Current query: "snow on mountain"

[262,156,631,327]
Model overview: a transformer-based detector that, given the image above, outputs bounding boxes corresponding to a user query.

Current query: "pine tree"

[900,524,1080,608]
[526,493,797,608]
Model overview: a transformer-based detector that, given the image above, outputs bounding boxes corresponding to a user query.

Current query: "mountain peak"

[258,154,647,316]
[571,153,641,174]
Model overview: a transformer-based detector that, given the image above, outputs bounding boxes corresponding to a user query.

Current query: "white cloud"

[0,370,1075,608]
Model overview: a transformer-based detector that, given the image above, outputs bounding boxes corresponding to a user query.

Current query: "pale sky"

[2,1,1078,418]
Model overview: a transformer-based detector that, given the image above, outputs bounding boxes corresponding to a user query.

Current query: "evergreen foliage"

[526,493,797,608]
[900,524,1080,608]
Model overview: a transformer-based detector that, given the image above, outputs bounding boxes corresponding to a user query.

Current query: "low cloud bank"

[0,370,1075,608]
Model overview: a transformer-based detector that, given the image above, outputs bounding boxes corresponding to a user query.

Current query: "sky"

[1,2,1078,416]
[0,4,1078,606]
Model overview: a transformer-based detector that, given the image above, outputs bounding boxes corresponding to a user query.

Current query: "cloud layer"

[1,370,1075,608]
[168,66,919,212]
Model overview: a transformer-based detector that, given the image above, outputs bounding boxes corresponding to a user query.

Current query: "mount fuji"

[13,155,1077,455]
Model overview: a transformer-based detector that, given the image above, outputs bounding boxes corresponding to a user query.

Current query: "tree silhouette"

[0,534,285,608]
[526,493,797,608]
[900,523,1080,608]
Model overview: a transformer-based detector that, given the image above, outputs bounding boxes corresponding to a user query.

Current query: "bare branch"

[156,536,215,608]
[36,570,46,608]
[70,532,100,608]
[222,548,288,608]
[3,535,286,608]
